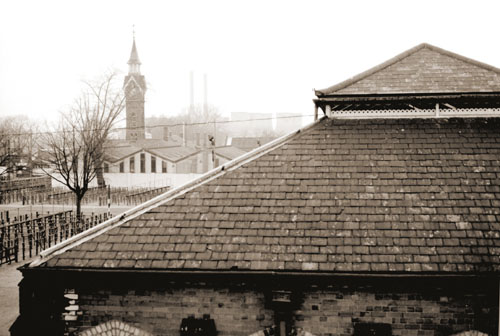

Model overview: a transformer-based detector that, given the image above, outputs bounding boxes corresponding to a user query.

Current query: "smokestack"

[190,71,194,114]
[182,122,186,147]
[203,73,208,115]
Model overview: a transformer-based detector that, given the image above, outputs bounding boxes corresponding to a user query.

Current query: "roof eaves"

[20,267,498,279]
[107,148,143,163]
[170,149,201,163]
[29,117,326,268]
[146,149,173,162]
[147,147,201,163]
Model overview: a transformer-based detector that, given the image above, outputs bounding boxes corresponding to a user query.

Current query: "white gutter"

[29,117,325,268]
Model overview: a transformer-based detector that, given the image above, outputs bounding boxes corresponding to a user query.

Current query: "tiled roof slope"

[43,117,500,274]
[317,43,500,95]
[215,146,248,160]
[104,145,142,163]
[148,147,200,162]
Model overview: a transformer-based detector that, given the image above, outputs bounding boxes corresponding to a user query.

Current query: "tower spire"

[128,27,141,74]
[124,26,146,141]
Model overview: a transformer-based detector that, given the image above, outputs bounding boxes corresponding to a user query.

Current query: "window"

[140,153,145,173]
[129,156,135,173]
[180,315,216,336]
[119,161,124,173]
[151,156,156,173]
[103,162,109,173]
[354,323,391,336]
[162,160,167,173]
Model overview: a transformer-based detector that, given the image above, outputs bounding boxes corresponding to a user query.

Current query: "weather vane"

[132,24,135,40]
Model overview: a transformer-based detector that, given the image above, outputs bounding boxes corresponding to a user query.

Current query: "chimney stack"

[203,73,208,115]
[190,71,195,114]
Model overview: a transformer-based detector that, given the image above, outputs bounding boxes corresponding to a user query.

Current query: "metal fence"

[0,185,171,206]
[0,210,111,265]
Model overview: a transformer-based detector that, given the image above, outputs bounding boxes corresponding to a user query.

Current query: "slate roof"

[148,147,200,163]
[215,146,247,161]
[103,145,199,164]
[316,43,500,96]
[40,117,500,274]
[104,145,142,163]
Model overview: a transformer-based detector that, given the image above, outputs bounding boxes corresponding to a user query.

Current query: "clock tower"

[124,37,146,141]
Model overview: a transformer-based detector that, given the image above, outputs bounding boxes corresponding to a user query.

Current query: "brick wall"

[15,272,498,336]
[294,280,497,336]
[69,283,274,336]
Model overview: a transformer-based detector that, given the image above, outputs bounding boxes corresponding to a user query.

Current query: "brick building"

[11,43,500,336]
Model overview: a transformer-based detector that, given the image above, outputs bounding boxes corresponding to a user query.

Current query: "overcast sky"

[1,0,500,125]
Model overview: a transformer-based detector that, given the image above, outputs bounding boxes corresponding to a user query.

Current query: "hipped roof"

[316,43,500,96]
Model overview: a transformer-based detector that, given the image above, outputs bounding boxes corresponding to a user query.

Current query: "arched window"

[80,320,152,336]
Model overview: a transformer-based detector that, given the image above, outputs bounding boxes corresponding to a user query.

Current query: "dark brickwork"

[55,277,497,336]
[295,281,497,336]
[125,93,146,141]
[69,283,274,336]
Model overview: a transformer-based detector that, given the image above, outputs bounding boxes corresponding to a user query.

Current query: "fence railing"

[0,176,52,192]
[125,186,171,205]
[0,210,111,266]
[0,176,52,204]
[0,185,171,206]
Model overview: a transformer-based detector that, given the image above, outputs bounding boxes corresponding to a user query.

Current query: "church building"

[123,37,147,141]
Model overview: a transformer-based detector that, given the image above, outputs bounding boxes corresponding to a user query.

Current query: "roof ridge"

[423,43,500,75]
[29,117,325,268]
[316,43,500,96]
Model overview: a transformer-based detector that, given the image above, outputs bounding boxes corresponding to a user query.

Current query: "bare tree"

[42,73,125,218]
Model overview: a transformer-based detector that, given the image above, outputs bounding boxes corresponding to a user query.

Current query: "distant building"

[229,112,273,137]
[103,144,202,174]
[101,38,247,188]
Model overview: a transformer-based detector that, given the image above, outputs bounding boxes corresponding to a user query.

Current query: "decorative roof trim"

[316,43,500,96]
[29,117,324,268]
[325,108,500,119]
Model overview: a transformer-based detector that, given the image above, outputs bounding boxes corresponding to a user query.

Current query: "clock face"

[129,85,138,95]
[126,79,144,98]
